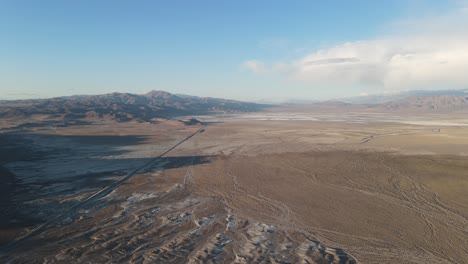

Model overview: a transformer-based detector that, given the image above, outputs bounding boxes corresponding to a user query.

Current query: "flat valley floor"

[1,112,467,263]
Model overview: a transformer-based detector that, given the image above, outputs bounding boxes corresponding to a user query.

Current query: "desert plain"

[1,109,467,263]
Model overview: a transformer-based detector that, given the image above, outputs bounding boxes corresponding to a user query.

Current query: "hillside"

[0,91,270,122]
[376,94,468,112]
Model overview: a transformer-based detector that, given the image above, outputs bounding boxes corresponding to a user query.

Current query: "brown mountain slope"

[0,91,270,122]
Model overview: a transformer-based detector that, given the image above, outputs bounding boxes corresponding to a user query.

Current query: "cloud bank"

[243,6,468,92]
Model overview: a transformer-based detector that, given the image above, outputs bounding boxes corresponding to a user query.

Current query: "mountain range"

[285,89,468,113]
[1,89,468,124]
[0,91,270,122]
[374,94,468,112]
[339,89,468,104]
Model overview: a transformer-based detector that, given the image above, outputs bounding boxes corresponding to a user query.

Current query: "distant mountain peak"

[145,90,175,99]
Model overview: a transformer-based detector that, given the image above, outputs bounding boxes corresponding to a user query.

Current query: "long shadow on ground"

[0,132,213,246]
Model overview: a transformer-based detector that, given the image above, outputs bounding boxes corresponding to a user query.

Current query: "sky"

[1,0,468,101]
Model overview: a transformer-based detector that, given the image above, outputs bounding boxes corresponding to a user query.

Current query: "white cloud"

[243,6,468,92]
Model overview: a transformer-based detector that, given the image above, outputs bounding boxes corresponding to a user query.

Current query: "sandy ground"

[1,113,467,263]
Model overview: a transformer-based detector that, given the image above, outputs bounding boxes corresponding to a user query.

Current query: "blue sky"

[1,0,467,101]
